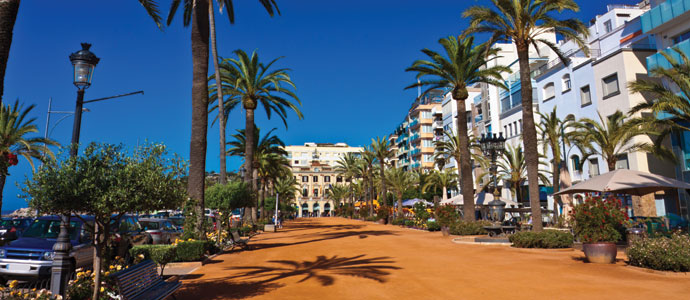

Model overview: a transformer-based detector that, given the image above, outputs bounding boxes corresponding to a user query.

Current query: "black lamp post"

[479,132,507,222]
[50,43,100,296]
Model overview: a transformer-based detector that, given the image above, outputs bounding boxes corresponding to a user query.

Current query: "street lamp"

[50,43,100,296]
[479,133,507,222]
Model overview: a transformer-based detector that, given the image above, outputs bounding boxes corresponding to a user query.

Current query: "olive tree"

[22,142,186,300]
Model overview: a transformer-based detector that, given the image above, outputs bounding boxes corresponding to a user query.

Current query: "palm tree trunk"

[517,43,543,231]
[397,192,403,217]
[442,186,447,202]
[552,155,561,220]
[0,0,19,104]
[258,178,265,221]
[208,1,227,184]
[455,97,475,221]
[379,162,386,209]
[190,0,211,239]
[251,168,258,224]
[368,179,374,216]
[244,108,256,224]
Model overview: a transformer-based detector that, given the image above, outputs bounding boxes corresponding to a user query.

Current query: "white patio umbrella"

[440,192,519,207]
[554,169,690,196]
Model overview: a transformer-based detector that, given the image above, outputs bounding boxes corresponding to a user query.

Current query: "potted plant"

[571,195,628,263]
[436,204,458,237]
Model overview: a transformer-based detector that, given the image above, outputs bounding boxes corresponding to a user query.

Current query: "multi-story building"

[640,0,690,218]
[284,143,363,217]
[391,90,444,171]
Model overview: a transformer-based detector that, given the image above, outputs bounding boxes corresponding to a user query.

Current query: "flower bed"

[627,233,690,272]
[509,230,573,248]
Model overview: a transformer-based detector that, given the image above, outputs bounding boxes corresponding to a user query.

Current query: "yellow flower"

[138,254,145,259]
[116,265,122,271]
[100,287,105,292]
[9,280,18,288]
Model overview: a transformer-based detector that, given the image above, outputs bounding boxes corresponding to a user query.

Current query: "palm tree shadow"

[231,254,401,286]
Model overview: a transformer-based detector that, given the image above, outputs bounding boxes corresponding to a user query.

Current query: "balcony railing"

[647,39,690,73]
[641,0,690,34]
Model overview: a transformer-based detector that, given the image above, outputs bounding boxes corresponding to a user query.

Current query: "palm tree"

[327,184,350,208]
[495,144,549,204]
[256,151,289,220]
[0,101,58,211]
[216,49,302,204]
[371,136,394,209]
[357,148,377,216]
[275,175,298,202]
[385,167,417,215]
[227,126,287,223]
[537,106,575,218]
[406,35,508,222]
[629,49,690,143]
[141,0,280,239]
[335,152,359,206]
[463,0,589,231]
[422,169,458,203]
[0,0,20,104]
[572,111,673,172]
[433,130,487,218]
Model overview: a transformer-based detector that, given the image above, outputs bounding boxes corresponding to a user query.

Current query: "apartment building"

[285,143,363,217]
[640,0,690,219]
[391,90,444,171]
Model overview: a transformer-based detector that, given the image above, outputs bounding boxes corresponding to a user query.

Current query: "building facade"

[285,143,363,217]
[391,90,444,171]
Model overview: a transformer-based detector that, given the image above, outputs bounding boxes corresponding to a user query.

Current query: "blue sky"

[2,0,638,211]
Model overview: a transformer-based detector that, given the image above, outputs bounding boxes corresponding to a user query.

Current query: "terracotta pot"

[441,226,450,237]
[582,242,617,264]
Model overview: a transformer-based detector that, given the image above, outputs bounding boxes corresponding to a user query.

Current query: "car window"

[140,221,160,230]
[164,221,173,230]
[22,219,80,240]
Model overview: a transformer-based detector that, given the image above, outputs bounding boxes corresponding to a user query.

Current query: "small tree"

[22,143,186,300]
[206,180,252,242]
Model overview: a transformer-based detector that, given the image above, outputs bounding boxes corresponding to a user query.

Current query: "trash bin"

[626,227,646,246]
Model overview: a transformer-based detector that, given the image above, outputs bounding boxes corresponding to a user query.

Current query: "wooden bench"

[110,259,181,300]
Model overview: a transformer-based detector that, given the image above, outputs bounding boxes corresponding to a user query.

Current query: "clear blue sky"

[2,0,638,211]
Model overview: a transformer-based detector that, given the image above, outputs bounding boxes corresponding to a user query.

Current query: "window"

[602,73,619,98]
[313,176,319,182]
[615,154,629,170]
[313,188,319,197]
[514,121,519,134]
[589,158,600,177]
[518,120,522,132]
[580,85,592,106]
[562,74,571,92]
[422,125,432,133]
[336,176,343,183]
[302,176,308,182]
[504,126,508,136]
[325,176,331,183]
[571,155,582,172]
[421,111,432,119]
[294,160,299,165]
[672,30,690,44]
[604,20,612,33]
[543,82,555,100]
[422,140,433,147]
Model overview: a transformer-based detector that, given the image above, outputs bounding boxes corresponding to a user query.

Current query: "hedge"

[449,220,492,235]
[426,221,441,232]
[404,220,415,227]
[391,218,406,226]
[509,230,573,249]
[129,245,177,273]
[627,233,690,272]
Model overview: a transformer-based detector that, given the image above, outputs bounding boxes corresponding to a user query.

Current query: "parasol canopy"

[554,169,690,196]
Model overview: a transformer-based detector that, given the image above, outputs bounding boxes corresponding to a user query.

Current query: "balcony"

[647,39,690,73]
[409,133,420,141]
[410,148,421,156]
[641,0,690,34]
[409,119,419,128]
[433,121,443,129]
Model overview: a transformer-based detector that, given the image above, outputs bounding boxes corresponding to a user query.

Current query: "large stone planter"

[582,242,617,264]
[441,226,450,237]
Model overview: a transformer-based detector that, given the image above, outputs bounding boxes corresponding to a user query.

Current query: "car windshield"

[140,221,160,230]
[22,219,79,240]
[0,220,22,228]
[170,218,184,226]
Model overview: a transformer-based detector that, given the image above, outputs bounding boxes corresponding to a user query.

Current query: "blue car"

[0,216,94,280]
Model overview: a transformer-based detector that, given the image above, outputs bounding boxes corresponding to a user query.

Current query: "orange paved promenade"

[177,217,690,300]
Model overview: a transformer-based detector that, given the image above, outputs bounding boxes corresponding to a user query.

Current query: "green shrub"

[174,240,208,262]
[449,220,492,235]
[391,218,406,226]
[129,245,177,273]
[238,224,253,237]
[427,221,441,232]
[376,206,391,221]
[509,230,573,248]
[627,233,690,272]
[365,216,378,222]
[404,220,415,227]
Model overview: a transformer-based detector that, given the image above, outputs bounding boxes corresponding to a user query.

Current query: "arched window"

[570,155,581,172]
[562,74,571,91]
[543,82,555,100]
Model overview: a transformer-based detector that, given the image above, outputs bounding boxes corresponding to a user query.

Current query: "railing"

[531,47,601,78]
[410,149,421,156]
[607,4,638,10]
[641,0,690,33]
[647,39,690,73]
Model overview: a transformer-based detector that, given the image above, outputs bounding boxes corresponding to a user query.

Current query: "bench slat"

[111,260,180,300]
